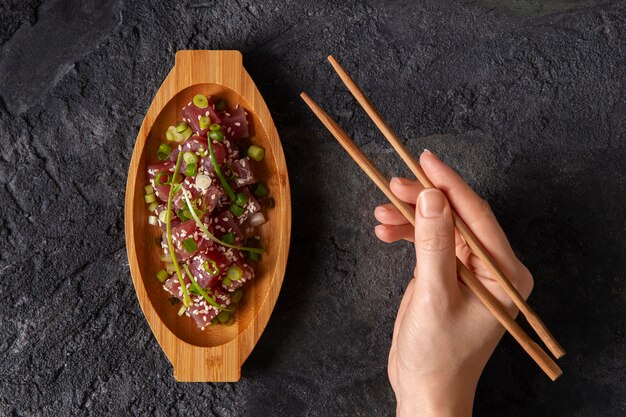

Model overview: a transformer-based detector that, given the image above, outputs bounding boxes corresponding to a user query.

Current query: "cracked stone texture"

[0,0,624,416]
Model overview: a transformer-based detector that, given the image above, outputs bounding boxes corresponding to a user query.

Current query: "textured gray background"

[0,0,625,416]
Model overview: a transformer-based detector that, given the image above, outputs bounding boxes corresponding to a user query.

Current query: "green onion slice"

[193,94,209,109]
[199,116,210,130]
[156,269,169,283]
[155,172,169,186]
[209,130,224,142]
[182,238,198,253]
[181,188,265,254]
[203,259,220,275]
[247,145,265,162]
[175,122,188,133]
[226,265,243,281]
[229,204,245,217]
[166,148,191,307]
[209,123,221,132]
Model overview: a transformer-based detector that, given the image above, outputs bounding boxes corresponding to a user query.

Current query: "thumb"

[413,188,459,298]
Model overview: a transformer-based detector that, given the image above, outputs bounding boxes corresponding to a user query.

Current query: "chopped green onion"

[234,192,249,207]
[208,140,236,200]
[177,305,188,316]
[148,215,159,226]
[158,210,168,223]
[184,265,223,310]
[145,184,154,195]
[222,277,232,287]
[221,232,235,244]
[157,143,172,160]
[182,238,198,253]
[209,130,224,142]
[185,163,198,177]
[156,269,169,283]
[231,289,243,303]
[182,126,193,140]
[193,94,209,108]
[227,265,243,281]
[209,123,221,132]
[175,122,188,133]
[165,263,177,274]
[229,204,245,217]
[160,253,172,262]
[216,311,230,323]
[145,193,156,204]
[215,100,227,111]
[203,259,220,275]
[167,126,184,142]
[176,209,189,222]
[166,149,191,307]
[183,151,198,164]
[155,172,169,185]
[199,116,210,130]
[247,145,265,161]
[246,250,260,262]
[181,188,265,254]
[198,147,208,158]
[252,182,268,198]
[147,201,158,212]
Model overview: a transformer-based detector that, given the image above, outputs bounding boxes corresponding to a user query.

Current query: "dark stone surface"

[0,0,624,415]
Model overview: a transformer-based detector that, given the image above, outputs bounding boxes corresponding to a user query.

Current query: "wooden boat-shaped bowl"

[124,50,291,382]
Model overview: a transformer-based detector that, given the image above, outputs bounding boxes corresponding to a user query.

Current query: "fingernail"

[423,148,432,155]
[374,206,389,215]
[418,189,446,218]
[391,177,412,185]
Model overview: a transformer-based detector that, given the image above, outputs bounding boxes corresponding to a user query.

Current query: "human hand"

[374,150,534,417]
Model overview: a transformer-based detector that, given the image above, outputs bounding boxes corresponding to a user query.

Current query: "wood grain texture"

[300,92,562,381]
[125,50,291,382]
[326,55,565,360]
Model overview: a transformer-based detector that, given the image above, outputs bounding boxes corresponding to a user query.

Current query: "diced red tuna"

[230,157,257,188]
[170,219,213,261]
[212,211,244,242]
[181,100,222,136]
[218,248,255,292]
[199,140,226,176]
[188,246,231,289]
[221,107,249,140]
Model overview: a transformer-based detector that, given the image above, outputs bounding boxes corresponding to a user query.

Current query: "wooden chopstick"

[326,55,566,360]
[300,92,562,381]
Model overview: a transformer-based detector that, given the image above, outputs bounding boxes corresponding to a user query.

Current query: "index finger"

[419,150,519,274]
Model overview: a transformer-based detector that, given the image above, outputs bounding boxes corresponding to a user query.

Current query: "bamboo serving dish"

[125,50,291,382]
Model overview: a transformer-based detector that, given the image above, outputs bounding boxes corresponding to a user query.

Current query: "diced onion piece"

[158,209,168,223]
[166,263,177,274]
[195,174,212,191]
[148,215,159,226]
[177,305,188,316]
[249,212,266,227]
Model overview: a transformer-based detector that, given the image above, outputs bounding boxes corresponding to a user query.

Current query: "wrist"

[395,375,477,417]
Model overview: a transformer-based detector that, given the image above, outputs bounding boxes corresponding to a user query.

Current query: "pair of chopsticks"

[301,56,564,381]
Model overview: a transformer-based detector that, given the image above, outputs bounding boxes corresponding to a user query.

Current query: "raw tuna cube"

[199,140,226,176]
[218,248,255,292]
[169,136,209,173]
[188,246,231,289]
[237,188,261,224]
[186,298,219,330]
[163,274,190,301]
[221,107,249,140]
[170,219,213,261]
[181,100,222,136]
[230,157,256,187]
[212,211,244,242]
